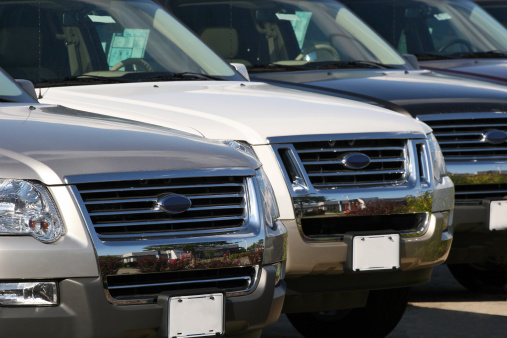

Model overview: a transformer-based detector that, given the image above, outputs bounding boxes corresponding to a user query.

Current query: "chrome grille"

[106,266,258,303]
[418,113,507,160]
[455,184,507,201]
[289,139,408,189]
[74,176,247,239]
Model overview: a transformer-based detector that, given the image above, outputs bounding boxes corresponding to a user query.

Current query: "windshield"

[0,68,36,102]
[0,0,242,87]
[345,0,507,60]
[476,1,507,28]
[163,0,408,72]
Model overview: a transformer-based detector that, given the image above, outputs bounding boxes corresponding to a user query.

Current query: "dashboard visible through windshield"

[163,0,408,72]
[0,0,242,87]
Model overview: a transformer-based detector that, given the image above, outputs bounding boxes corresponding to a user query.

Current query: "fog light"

[0,282,58,306]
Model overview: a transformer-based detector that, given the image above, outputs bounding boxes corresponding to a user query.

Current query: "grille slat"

[79,182,244,194]
[454,183,507,201]
[108,276,252,290]
[287,139,408,188]
[297,146,405,153]
[431,123,507,129]
[307,169,405,177]
[301,157,405,165]
[75,176,248,239]
[106,266,259,303]
[418,114,507,160]
[93,215,247,228]
[89,205,245,217]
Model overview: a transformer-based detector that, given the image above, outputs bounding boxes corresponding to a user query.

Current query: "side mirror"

[16,79,38,101]
[231,63,250,81]
[402,54,420,70]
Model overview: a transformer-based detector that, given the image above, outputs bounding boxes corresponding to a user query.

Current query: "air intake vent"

[106,266,258,303]
[289,139,408,189]
[455,184,507,201]
[74,176,247,240]
[418,114,507,160]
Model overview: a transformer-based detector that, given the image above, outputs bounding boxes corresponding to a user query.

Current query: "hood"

[250,69,507,116]
[39,81,427,144]
[421,59,507,86]
[0,104,259,185]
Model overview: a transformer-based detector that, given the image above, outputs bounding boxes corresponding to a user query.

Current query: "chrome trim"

[306,169,406,177]
[297,146,405,153]
[67,169,271,305]
[78,183,245,194]
[418,112,507,161]
[301,158,404,165]
[107,276,253,290]
[273,137,411,191]
[65,168,256,184]
[272,134,447,242]
[267,132,426,144]
[88,205,244,217]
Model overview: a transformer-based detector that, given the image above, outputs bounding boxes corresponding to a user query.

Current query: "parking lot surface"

[262,265,507,337]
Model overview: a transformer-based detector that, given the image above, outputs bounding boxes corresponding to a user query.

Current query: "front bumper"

[0,265,285,338]
[282,211,452,313]
[447,203,507,264]
[445,161,507,265]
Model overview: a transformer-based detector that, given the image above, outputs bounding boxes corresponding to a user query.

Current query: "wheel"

[437,38,473,53]
[286,287,410,338]
[448,262,507,294]
[109,58,153,72]
[295,44,340,61]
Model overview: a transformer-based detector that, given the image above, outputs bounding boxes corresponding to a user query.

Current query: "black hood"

[250,68,507,117]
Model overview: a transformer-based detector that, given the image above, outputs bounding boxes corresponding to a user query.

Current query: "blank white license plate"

[168,293,224,337]
[352,234,400,271]
[490,200,507,231]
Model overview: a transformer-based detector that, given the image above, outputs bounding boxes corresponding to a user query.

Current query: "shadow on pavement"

[262,265,507,337]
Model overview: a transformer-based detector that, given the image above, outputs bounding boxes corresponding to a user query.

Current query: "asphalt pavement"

[262,265,507,337]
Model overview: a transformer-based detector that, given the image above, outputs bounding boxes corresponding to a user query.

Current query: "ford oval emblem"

[156,194,192,214]
[483,130,507,145]
[340,152,371,170]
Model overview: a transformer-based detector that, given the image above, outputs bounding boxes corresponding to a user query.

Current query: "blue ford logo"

[340,152,371,170]
[156,194,192,214]
[483,130,507,145]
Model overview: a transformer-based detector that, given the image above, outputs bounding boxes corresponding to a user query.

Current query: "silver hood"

[0,104,259,184]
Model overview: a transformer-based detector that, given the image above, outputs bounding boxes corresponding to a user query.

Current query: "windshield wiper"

[457,50,507,59]
[248,64,310,72]
[413,53,457,61]
[336,60,397,69]
[138,72,224,81]
[249,61,396,72]
[65,75,133,83]
[39,75,133,87]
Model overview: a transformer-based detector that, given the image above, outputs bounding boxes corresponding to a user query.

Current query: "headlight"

[255,168,280,228]
[0,180,64,243]
[427,133,447,183]
[220,140,258,159]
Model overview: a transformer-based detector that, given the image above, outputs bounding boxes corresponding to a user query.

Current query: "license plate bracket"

[157,288,225,338]
[489,200,507,231]
[344,233,400,272]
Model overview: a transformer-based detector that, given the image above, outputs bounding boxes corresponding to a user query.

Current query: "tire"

[447,263,507,294]
[286,287,410,338]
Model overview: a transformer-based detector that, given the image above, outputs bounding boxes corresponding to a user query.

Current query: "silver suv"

[0,68,286,337]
